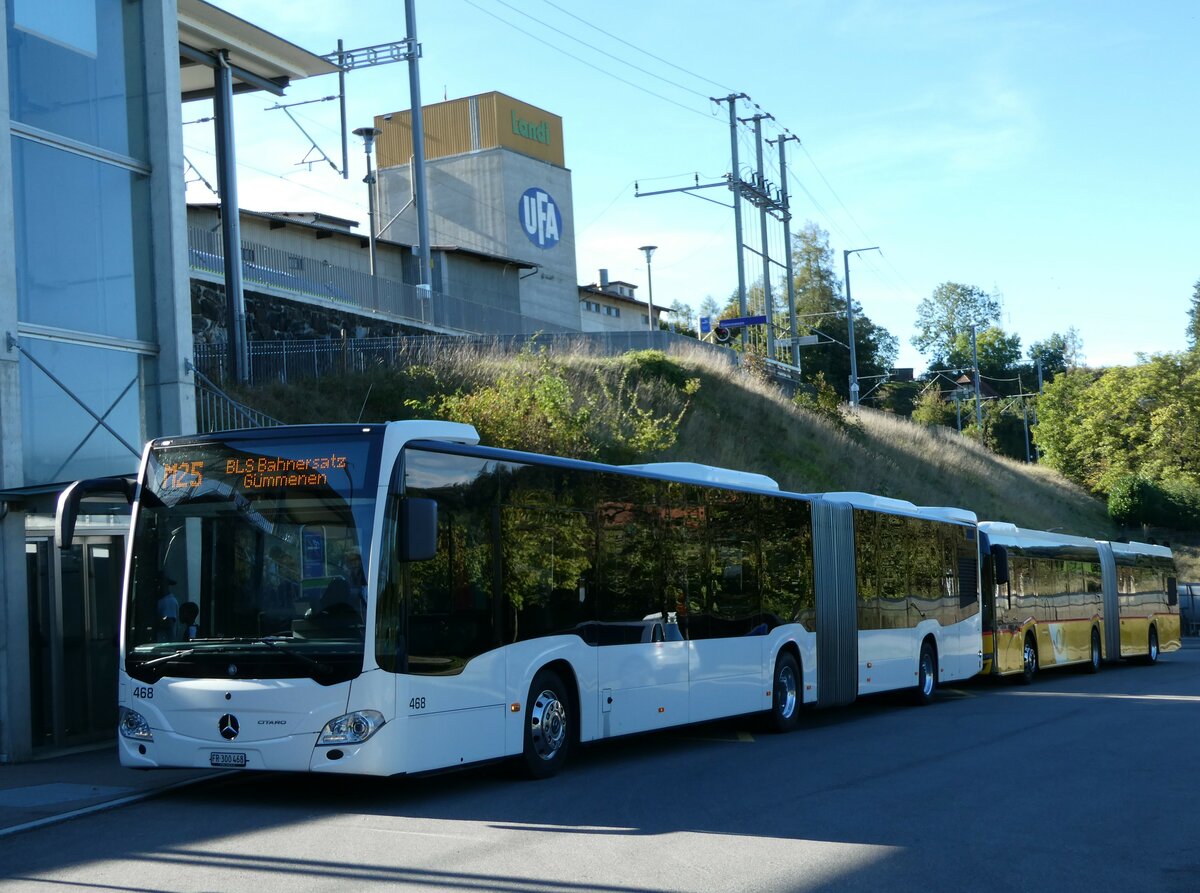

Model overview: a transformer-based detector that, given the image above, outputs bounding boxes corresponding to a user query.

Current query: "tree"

[1189,278,1200,349]
[912,282,1001,364]
[698,295,722,324]
[1033,350,1200,494]
[911,388,956,429]
[943,326,1023,388]
[666,300,697,337]
[1027,328,1083,381]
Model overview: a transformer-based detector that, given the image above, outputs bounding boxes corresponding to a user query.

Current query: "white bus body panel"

[687,636,767,722]
[599,641,689,736]
[401,650,508,772]
[117,672,352,773]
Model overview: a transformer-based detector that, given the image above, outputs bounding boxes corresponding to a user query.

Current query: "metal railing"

[187,360,283,432]
[188,226,554,336]
[192,331,732,387]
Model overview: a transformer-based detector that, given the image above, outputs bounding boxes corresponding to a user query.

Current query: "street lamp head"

[638,244,657,262]
[353,126,383,154]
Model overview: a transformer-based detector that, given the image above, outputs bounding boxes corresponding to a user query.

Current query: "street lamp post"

[639,244,657,333]
[353,127,383,278]
[843,246,879,409]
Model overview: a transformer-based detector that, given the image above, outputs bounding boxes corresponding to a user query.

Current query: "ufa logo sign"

[519,187,562,249]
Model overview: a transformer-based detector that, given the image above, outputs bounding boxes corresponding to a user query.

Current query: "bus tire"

[914,639,937,706]
[521,669,571,780]
[1021,634,1038,685]
[769,651,801,733]
[1145,626,1160,665]
[1086,628,1102,674]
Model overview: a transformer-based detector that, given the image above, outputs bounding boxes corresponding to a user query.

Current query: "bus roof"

[814,491,977,525]
[1102,538,1175,561]
[620,461,780,492]
[978,521,1099,551]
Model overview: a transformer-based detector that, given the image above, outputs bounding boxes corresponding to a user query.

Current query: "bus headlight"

[119,707,153,741]
[317,710,385,745]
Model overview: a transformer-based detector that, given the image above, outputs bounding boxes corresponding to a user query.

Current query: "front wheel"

[769,652,801,732]
[1145,626,1160,665]
[1086,628,1102,674]
[521,669,571,779]
[914,640,937,706]
[1020,634,1038,685]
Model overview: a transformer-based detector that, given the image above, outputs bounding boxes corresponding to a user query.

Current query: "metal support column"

[775,135,800,369]
[405,0,433,289]
[212,51,248,384]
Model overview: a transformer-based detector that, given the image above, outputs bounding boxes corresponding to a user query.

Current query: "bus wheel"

[1020,634,1038,685]
[914,640,937,706]
[770,652,801,732]
[522,669,570,779]
[1145,627,1160,665]
[1087,628,1102,674]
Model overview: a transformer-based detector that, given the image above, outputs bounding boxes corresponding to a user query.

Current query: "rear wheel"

[1020,634,1038,685]
[914,639,937,706]
[770,652,801,732]
[1086,628,1102,674]
[1145,626,1160,665]
[521,669,571,779]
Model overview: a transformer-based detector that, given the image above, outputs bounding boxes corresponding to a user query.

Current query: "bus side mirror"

[399,498,438,562]
[56,477,135,550]
[991,544,1010,586]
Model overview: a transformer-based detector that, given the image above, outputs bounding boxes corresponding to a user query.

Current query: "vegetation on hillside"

[238,342,1117,544]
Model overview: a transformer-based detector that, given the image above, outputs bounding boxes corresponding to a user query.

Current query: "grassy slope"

[236,343,1197,577]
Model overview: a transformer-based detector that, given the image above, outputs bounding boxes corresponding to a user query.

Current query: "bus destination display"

[159,452,349,492]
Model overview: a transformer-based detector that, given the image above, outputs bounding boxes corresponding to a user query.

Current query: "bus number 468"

[409,697,426,710]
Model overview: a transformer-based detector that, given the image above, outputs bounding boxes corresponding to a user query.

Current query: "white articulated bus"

[57,420,982,778]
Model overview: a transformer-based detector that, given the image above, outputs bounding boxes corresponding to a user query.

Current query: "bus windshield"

[126,429,382,685]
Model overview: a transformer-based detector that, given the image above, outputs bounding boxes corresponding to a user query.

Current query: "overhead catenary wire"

[536,0,739,96]
[459,0,719,120]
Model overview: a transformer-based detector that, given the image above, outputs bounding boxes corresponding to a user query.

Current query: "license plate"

[209,751,247,768]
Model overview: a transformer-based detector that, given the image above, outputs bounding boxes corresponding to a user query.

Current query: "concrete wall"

[377,147,581,332]
[0,0,30,763]
[192,281,408,347]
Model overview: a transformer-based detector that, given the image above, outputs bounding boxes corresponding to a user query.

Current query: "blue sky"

[200,1,1200,374]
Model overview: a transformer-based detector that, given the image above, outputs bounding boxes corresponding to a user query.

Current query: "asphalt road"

[2,644,1198,893]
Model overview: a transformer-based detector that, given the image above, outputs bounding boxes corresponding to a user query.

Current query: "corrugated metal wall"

[375,91,564,169]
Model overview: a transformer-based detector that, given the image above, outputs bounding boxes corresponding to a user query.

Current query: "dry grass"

[244,341,1130,545]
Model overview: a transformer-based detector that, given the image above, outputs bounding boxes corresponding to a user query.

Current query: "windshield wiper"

[138,648,195,668]
[255,636,333,675]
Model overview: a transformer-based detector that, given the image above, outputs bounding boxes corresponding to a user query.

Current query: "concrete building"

[373,92,581,333]
[0,0,333,761]
[187,204,534,356]
[578,270,664,333]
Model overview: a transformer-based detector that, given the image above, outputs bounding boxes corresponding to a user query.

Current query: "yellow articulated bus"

[978,522,1181,682]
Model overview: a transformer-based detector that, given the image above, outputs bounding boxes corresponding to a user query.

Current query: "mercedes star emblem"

[218,714,240,740]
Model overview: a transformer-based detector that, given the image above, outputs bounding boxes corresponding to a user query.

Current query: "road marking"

[999,690,1200,703]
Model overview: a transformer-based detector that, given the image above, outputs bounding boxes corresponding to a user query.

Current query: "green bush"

[1108,474,1200,528]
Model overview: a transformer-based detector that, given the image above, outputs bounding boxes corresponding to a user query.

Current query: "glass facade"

[7,0,154,485]
[12,138,152,340]
[7,0,147,158]
[18,337,144,481]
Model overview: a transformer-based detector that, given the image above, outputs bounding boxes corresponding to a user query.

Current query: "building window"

[288,255,304,271]
[583,300,600,313]
[604,306,619,317]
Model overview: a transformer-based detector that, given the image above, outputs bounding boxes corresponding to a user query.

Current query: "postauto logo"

[518,187,562,249]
